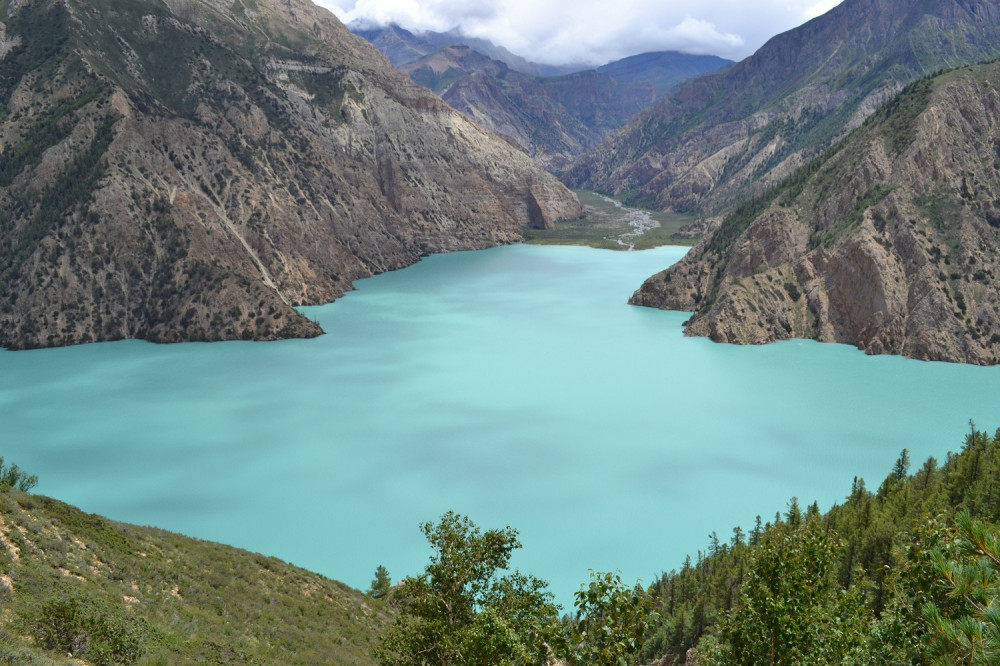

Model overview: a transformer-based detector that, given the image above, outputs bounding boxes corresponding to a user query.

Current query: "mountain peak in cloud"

[319,0,845,65]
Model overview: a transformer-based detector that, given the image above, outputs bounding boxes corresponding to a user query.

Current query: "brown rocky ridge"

[631,62,1000,365]
[0,0,581,349]
[564,0,1000,215]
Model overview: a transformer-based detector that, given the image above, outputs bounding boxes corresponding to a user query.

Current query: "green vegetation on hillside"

[523,190,697,249]
[376,510,654,666]
[374,424,1000,665]
[641,426,1000,664]
[0,477,391,664]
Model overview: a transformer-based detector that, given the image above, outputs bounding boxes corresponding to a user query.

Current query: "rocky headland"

[631,63,1000,365]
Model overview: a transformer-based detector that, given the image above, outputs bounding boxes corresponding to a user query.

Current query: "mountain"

[631,61,1000,365]
[565,0,1000,214]
[397,46,730,171]
[349,22,434,68]
[596,50,732,96]
[0,0,581,350]
[399,46,651,170]
[0,482,390,663]
[349,21,583,76]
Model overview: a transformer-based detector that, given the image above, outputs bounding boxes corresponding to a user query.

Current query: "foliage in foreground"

[10,422,1000,665]
[0,456,37,492]
[923,511,1000,664]
[376,510,653,666]
[373,426,1000,666]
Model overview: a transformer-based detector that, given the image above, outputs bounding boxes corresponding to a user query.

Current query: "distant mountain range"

[349,22,585,77]
[352,23,731,170]
[565,0,1000,214]
[0,0,580,350]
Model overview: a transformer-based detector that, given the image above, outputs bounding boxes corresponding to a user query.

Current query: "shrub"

[32,595,146,665]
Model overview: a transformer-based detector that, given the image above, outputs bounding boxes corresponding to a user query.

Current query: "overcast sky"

[315,0,844,66]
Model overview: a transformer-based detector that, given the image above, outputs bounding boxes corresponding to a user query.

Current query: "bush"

[32,595,146,665]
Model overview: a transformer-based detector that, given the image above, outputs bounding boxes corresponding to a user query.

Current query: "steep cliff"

[566,0,1000,214]
[0,0,581,349]
[631,63,1000,365]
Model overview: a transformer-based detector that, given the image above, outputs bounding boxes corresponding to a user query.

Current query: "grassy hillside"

[0,484,390,664]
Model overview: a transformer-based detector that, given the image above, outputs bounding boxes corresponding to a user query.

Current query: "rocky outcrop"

[566,0,1000,214]
[0,0,581,349]
[631,64,1000,365]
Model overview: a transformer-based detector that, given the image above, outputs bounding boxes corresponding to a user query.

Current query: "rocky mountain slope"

[402,47,640,171]
[631,62,1000,365]
[0,0,581,350]
[397,46,729,171]
[565,0,1000,214]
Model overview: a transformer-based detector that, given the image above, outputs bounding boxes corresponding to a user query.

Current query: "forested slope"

[646,425,1000,665]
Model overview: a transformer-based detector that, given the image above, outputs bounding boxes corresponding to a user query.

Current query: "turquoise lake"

[3,243,1000,607]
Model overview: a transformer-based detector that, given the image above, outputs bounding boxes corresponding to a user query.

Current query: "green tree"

[376,511,559,666]
[567,570,656,666]
[369,564,392,599]
[923,512,1000,664]
[0,457,37,492]
[703,518,871,665]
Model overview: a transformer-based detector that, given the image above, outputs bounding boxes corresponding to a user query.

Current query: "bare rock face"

[0,0,581,349]
[631,64,1000,365]
[362,38,731,173]
[566,0,1000,215]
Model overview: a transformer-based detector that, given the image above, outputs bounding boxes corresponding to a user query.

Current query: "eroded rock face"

[630,64,1000,365]
[566,0,1000,215]
[0,0,581,349]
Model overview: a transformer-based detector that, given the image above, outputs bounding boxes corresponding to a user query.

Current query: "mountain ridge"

[630,61,1000,365]
[349,21,586,76]
[564,0,1000,214]
[386,42,730,171]
[0,0,581,350]
[400,45,661,170]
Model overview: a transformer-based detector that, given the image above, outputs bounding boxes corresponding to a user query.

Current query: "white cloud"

[316,0,845,66]
[803,0,842,21]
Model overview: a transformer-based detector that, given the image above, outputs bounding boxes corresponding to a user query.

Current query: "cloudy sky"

[316,0,843,66]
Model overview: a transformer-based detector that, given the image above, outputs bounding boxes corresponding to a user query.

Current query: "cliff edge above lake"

[631,63,1000,365]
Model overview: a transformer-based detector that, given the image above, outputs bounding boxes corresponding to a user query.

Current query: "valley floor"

[522,190,697,249]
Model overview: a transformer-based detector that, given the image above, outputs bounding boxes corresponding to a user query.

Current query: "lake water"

[3,243,1000,607]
